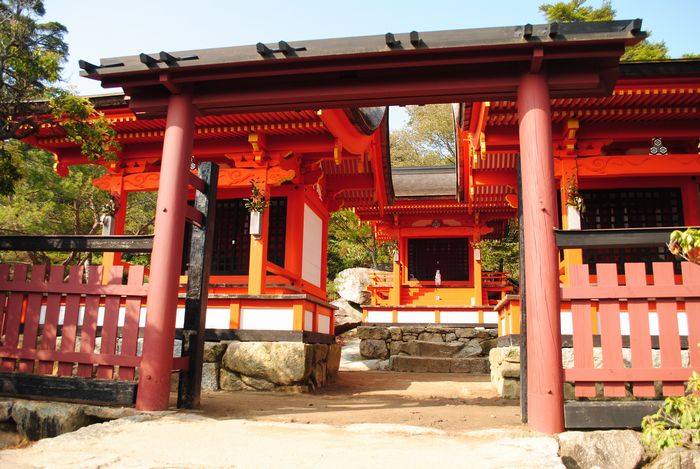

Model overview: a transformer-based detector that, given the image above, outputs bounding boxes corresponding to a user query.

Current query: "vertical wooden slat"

[625,263,655,397]
[37,266,65,375]
[570,264,596,398]
[119,265,145,380]
[653,262,684,396]
[96,266,124,379]
[77,266,102,378]
[1,264,28,372]
[597,263,626,397]
[682,262,700,371]
[57,265,83,376]
[18,265,47,374]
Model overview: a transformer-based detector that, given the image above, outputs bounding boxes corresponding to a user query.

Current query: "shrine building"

[0,20,698,434]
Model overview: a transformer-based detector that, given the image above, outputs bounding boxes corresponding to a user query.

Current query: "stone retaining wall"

[357,325,497,373]
[201,340,341,392]
[489,346,521,399]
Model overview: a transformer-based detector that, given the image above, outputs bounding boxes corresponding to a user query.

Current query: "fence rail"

[0,235,154,253]
[554,227,685,249]
[0,263,148,404]
[561,261,700,399]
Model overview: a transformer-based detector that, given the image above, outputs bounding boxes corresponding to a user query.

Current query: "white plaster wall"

[482,311,499,324]
[366,310,393,323]
[239,307,294,330]
[317,314,331,334]
[560,311,573,335]
[397,311,435,323]
[304,310,314,332]
[302,204,323,287]
[440,311,480,323]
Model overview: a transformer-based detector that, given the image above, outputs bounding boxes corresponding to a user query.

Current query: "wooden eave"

[79,21,643,116]
[29,101,393,210]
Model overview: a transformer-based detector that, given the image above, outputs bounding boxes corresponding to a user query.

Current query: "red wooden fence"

[0,263,147,383]
[562,261,700,399]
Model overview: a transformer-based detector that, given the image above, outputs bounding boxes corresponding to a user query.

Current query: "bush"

[642,371,700,451]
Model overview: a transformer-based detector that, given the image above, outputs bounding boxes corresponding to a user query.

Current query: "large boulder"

[558,430,645,469]
[334,268,373,305]
[222,342,312,385]
[648,448,700,469]
[203,341,228,363]
[11,400,91,441]
[331,298,363,334]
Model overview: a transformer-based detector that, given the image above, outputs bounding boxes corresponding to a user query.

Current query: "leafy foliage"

[476,220,520,280]
[539,0,615,22]
[390,104,456,167]
[0,144,112,265]
[0,0,119,196]
[642,371,700,451]
[327,210,394,285]
[0,0,66,140]
[539,0,670,61]
[668,228,700,264]
[243,179,269,212]
[50,90,120,162]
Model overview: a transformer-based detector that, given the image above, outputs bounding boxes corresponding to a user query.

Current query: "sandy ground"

[198,371,523,433]
[0,371,564,468]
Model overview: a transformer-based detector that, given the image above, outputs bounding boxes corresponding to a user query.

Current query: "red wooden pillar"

[517,73,564,433]
[137,91,195,411]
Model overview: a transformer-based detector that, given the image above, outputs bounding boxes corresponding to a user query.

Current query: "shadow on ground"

[189,371,523,433]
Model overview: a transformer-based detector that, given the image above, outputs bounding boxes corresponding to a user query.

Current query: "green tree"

[539,0,615,22]
[327,210,394,285]
[477,219,520,280]
[390,104,456,167]
[539,0,670,61]
[0,144,112,265]
[0,0,118,196]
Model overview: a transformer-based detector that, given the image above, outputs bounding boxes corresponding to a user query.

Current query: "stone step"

[391,339,484,358]
[390,356,490,374]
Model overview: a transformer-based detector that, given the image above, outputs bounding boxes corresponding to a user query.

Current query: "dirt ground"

[196,371,524,433]
[0,371,565,468]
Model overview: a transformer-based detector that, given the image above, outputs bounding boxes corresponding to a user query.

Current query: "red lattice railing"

[562,261,700,398]
[0,263,147,382]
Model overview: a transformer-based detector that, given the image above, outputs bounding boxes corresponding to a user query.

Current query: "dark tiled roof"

[392,166,456,198]
[82,21,644,79]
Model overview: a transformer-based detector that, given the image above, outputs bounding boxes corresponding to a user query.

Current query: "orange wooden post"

[390,254,401,305]
[248,202,270,295]
[137,91,194,411]
[101,180,127,284]
[293,303,304,331]
[473,234,482,305]
[518,72,564,433]
[559,157,583,286]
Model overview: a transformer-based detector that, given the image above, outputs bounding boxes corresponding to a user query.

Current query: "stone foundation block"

[391,356,452,373]
[201,362,220,391]
[222,341,312,385]
[359,339,388,359]
[11,401,91,441]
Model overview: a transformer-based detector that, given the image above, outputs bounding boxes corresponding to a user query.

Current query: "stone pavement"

[0,413,564,468]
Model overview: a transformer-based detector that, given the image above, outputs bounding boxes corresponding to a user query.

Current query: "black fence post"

[177,162,218,409]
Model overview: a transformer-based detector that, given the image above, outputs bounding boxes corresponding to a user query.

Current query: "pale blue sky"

[44,0,699,128]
